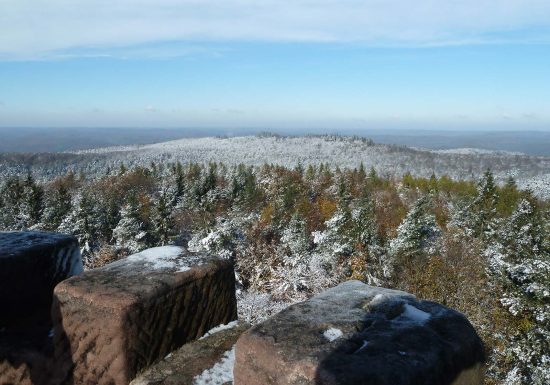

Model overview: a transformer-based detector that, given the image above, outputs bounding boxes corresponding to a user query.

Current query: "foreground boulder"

[53,246,237,385]
[234,280,485,385]
[0,231,82,385]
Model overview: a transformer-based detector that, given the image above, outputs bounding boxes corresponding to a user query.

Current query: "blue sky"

[1,0,550,130]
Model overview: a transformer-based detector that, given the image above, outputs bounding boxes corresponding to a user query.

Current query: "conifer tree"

[43,184,72,230]
[389,196,440,258]
[112,195,149,253]
[0,177,23,229]
[20,172,44,228]
[472,169,499,239]
[152,189,174,245]
[489,199,550,384]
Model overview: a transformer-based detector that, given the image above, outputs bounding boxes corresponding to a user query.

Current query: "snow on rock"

[323,328,343,342]
[192,346,235,385]
[126,246,191,272]
[397,304,432,324]
[199,321,239,340]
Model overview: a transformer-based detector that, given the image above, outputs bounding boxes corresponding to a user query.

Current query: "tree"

[389,196,440,258]
[58,192,99,261]
[472,169,499,239]
[43,184,72,230]
[112,195,150,254]
[152,189,175,245]
[488,199,550,384]
[20,172,44,228]
[0,177,23,230]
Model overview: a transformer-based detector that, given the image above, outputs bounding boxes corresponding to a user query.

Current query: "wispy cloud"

[2,0,550,60]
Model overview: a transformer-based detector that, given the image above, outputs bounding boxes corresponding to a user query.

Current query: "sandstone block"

[0,231,82,329]
[52,246,237,385]
[234,280,485,385]
[0,231,82,385]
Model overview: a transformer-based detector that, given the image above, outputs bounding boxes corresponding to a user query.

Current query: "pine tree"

[489,199,550,384]
[152,189,174,245]
[20,172,44,228]
[0,177,23,230]
[389,196,440,258]
[43,184,72,230]
[472,169,499,239]
[58,192,99,261]
[112,195,149,253]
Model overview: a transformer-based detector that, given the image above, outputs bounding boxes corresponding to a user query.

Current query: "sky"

[1,0,550,131]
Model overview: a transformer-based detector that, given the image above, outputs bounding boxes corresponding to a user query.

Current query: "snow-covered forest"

[1,136,550,384]
[1,135,549,199]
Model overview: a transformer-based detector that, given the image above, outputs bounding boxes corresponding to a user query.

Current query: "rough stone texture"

[0,231,82,329]
[234,280,485,385]
[53,247,237,385]
[0,231,82,385]
[131,321,249,385]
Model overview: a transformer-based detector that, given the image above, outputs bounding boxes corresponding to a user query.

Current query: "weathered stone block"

[0,231,82,385]
[234,280,485,385]
[52,246,237,385]
[0,231,82,329]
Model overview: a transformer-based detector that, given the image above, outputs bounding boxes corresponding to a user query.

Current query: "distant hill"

[1,128,550,156]
[1,134,549,198]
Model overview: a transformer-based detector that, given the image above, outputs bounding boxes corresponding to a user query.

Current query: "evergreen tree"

[389,196,440,258]
[58,192,99,260]
[112,195,150,253]
[43,184,72,230]
[472,169,499,239]
[20,172,44,228]
[352,191,379,248]
[0,177,23,229]
[489,199,550,384]
[152,189,175,245]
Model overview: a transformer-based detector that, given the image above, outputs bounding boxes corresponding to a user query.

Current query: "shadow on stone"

[50,295,75,385]
[314,299,486,385]
[234,281,486,385]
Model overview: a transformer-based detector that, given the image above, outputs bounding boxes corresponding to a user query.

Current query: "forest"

[1,160,549,385]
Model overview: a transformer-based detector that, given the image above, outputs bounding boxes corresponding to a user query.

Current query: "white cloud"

[1,0,550,59]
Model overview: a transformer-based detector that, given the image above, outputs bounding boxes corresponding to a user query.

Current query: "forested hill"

[1,135,550,198]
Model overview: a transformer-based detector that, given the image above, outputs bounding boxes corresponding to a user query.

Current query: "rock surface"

[53,246,237,385]
[234,280,485,385]
[0,231,82,385]
[131,321,248,385]
[0,231,82,329]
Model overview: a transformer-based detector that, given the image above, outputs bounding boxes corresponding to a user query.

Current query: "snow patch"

[323,328,343,342]
[192,346,235,385]
[127,246,190,272]
[398,304,431,324]
[199,321,239,340]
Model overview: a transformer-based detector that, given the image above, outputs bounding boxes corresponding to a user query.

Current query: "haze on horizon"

[1,0,549,131]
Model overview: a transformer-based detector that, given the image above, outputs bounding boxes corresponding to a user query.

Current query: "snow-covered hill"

[2,135,550,198]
